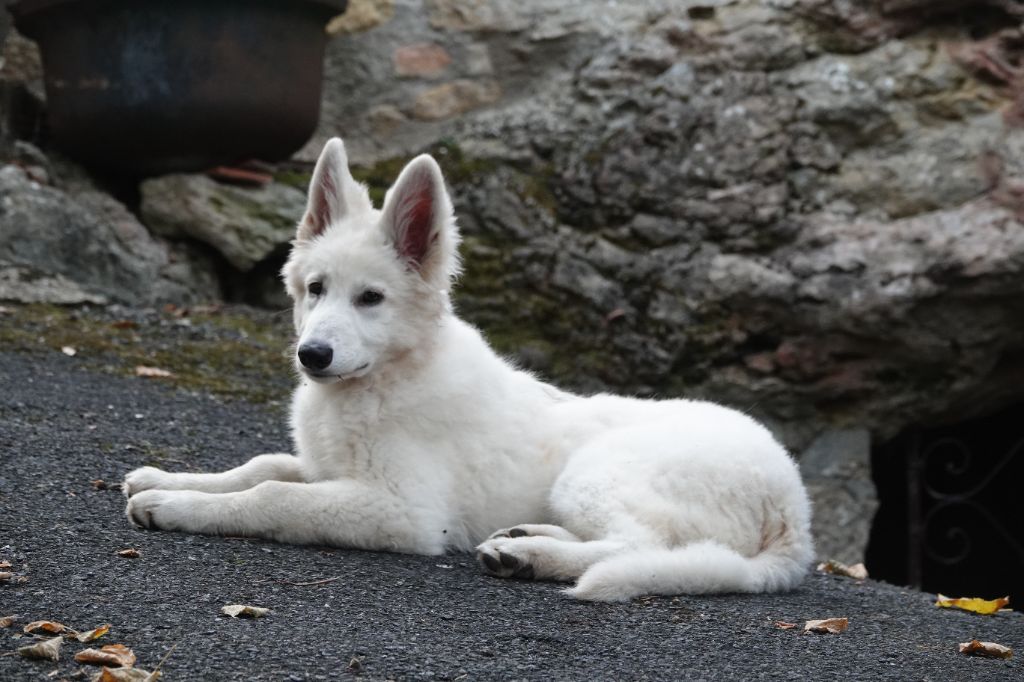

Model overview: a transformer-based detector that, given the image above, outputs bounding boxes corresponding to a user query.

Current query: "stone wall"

[4,0,1024,562]
[301,0,1024,561]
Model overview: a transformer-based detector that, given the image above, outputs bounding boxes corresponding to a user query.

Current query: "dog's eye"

[307,281,323,296]
[356,289,384,307]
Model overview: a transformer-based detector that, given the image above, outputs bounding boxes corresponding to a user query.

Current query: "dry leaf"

[18,636,63,661]
[92,668,161,682]
[0,615,15,628]
[116,549,141,559]
[804,617,849,634]
[817,560,868,580]
[0,571,12,581]
[24,620,71,635]
[72,624,111,642]
[935,594,1009,615]
[774,621,798,630]
[76,643,136,668]
[134,366,173,378]
[0,560,10,568]
[221,604,270,618]
[61,346,77,357]
[959,639,1013,659]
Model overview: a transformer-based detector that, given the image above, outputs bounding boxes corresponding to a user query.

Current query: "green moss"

[0,304,291,405]
[350,140,502,207]
[513,167,559,215]
[430,139,500,185]
[273,169,314,191]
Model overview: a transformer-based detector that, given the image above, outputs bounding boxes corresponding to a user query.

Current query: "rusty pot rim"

[10,0,348,21]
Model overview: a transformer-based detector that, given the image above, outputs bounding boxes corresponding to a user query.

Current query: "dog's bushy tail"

[565,527,812,602]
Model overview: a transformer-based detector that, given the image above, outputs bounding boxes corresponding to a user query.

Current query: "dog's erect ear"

[379,154,460,286]
[298,137,370,241]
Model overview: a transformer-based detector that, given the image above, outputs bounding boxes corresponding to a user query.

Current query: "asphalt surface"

[1,345,1022,681]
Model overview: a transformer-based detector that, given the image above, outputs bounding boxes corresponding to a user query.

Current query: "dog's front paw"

[122,466,170,498]
[476,539,535,580]
[125,489,196,531]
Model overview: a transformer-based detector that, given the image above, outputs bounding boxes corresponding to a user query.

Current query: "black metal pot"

[10,0,346,175]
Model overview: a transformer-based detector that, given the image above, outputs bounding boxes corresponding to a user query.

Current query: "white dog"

[124,138,813,601]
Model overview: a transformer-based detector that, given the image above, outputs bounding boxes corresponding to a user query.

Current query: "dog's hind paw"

[485,524,581,543]
[486,526,531,541]
[476,539,535,580]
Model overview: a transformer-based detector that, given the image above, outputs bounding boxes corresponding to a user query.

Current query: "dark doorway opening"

[866,401,1024,605]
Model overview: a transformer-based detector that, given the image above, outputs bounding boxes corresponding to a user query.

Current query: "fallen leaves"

[73,624,112,643]
[17,636,63,661]
[134,366,173,378]
[804,617,849,634]
[76,643,136,668]
[24,620,72,635]
[92,667,162,681]
[935,594,1010,615]
[221,604,271,619]
[116,549,141,559]
[9,620,164,679]
[0,571,12,581]
[958,639,1013,659]
[774,621,798,630]
[817,560,868,580]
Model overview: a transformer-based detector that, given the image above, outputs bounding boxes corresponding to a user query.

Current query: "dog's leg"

[123,454,303,497]
[476,535,627,581]
[485,524,581,543]
[125,479,442,554]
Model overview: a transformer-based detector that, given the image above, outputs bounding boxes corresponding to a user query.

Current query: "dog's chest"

[291,384,453,486]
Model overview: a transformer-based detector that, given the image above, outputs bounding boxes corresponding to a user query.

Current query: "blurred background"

[1,0,1022,604]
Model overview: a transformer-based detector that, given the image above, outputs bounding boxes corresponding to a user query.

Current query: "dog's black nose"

[297,342,333,371]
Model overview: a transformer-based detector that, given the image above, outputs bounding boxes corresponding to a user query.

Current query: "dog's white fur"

[124,138,813,601]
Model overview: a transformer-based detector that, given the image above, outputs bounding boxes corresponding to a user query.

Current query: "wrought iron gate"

[868,402,1024,603]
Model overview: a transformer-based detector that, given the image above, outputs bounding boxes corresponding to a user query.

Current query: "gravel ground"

[1,338,1021,681]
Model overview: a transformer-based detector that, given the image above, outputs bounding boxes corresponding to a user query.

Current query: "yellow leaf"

[18,636,63,661]
[221,604,270,618]
[935,594,1009,615]
[72,624,111,643]
[804,617,849,634]
[959,639,1012,659]
[75,643,136,668]
[816,560,868,580]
